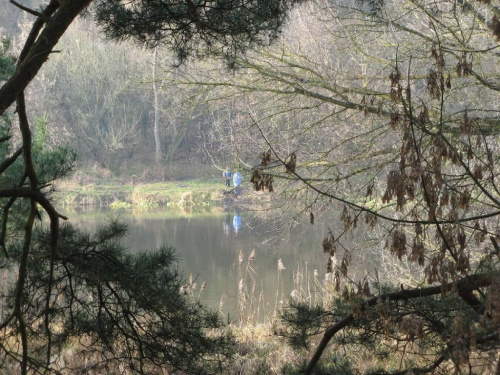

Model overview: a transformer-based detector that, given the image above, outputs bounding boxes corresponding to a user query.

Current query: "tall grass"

[222,250,344,374]
[177,250,346,374]
[235,250,337,326]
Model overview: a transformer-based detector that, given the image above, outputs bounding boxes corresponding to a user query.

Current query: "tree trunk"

[0,0,93,116]
[152,47,162,165]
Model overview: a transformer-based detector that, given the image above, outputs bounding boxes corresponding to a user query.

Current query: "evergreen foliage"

[8,221,235,374]
[0,39,15,82]
[93,0,305,64]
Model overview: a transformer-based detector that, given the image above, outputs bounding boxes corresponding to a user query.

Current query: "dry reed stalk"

[313,269,319,304]
[305,262,312,307]
[274,258,286,317]
[238,277,247,326]
[238,250,254,327]
[218,295,224,316]
[198,280,206,298]
[247,278,257,326]
[257,290,264,323]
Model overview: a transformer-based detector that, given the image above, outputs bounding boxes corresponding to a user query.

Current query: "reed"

[201,251,352,374]
[234,250,339,326]
[237,249,260,327]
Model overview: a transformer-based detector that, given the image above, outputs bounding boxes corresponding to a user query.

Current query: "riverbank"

[55,179,271,211]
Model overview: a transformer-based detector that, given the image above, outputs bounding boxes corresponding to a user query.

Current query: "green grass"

[56,179,228,208]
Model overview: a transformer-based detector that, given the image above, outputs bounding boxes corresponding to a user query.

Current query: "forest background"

[2,2,275,183]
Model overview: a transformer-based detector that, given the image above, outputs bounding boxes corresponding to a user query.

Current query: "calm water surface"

[64,206,373,321]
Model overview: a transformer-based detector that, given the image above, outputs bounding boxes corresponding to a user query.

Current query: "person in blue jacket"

[223,166,232,187]
[233,171,242,187]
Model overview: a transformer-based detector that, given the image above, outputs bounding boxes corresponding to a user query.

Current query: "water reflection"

[223,212,242,235]
[63,206,379,322]
[232,212,242,233]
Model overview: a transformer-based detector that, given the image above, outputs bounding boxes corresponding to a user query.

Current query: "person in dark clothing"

[223,167,232,187]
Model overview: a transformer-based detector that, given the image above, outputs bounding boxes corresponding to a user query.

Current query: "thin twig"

[9,0,48,20]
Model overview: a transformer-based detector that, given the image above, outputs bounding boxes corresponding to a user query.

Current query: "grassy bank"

[57,179,229,209]
[56,176,272,212]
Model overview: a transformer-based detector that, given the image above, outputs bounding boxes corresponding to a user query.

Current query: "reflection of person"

[232,212,242,233]
[233,171,242,187]
[223,167,232,187]
[223,214,231,236]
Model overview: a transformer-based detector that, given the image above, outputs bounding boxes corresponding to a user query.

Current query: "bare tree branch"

[303,273,497,374]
